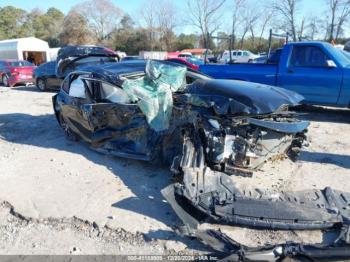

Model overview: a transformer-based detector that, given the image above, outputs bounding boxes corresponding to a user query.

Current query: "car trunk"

[56,46,118,78]
[11,66,34,78]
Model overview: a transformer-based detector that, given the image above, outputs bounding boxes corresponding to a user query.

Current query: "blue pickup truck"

[200,42,350,106]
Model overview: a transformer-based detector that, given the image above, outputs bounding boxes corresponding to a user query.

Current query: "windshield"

[10,61,33,67]
[324,43,350,66]
[341,50,350,61]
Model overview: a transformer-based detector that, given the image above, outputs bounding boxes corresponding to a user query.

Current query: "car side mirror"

[326,60,337,68]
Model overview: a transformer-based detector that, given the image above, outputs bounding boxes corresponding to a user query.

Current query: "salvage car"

[52,47,350,260]
[53,47,309,177]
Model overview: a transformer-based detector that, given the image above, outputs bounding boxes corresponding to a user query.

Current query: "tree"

[0,6,30,40]
[27,7,64,47]
[186,0,226,49]
[59,10,93,45]
[140,0,159,51]
[74,0,123,43]
[174,34,198,50]
[326,0,350,41]
[230,0,245,49]
[273,0,300,41]
[156,0,178,50]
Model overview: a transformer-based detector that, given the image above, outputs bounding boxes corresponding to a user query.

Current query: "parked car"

[0,60,35,87]
[178,52,193,58]
[32,45,119,91]
[33,61,62,91]
[200,41,350,107]
[219,50,259,63]
[166,57,204,70]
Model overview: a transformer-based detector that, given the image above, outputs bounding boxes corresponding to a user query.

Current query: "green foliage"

[0,6,30,39]
[173,34,197,51]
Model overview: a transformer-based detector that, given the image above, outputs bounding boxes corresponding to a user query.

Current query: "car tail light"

[192,64,199,70]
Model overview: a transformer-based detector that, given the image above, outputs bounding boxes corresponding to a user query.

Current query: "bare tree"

[273,0,300,41]
[239,9,259,48]
[74,0,123,43]
[230,0,245,49]
[257,8,275,47]
[297,17,305,41]
[187,0,226,48]
[140,0,158,50]
[156,0,178,50]
[306,16,322,40]
[59,10,94,45]
[326,0,350,41]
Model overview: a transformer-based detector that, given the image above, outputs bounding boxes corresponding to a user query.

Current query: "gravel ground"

[0,85,349,255]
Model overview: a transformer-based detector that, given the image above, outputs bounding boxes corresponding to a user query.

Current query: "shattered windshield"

[122,60,186,131]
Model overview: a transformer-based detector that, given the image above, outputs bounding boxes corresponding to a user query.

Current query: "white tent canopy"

[0,37,51,65]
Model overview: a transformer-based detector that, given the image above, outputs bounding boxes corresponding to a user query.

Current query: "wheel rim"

[38,79,45,90]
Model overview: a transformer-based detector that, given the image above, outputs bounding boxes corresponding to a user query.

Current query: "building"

[0,37,51,65]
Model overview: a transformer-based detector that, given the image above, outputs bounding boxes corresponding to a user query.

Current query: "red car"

[0,60,35,87]
[166,57,204,70]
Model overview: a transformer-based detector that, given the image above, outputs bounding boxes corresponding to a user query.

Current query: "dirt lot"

[0,85,350,255]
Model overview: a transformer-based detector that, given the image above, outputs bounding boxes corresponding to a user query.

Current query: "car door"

[277,45,342,104]
[46,62,62,88]
[61,76,154,161]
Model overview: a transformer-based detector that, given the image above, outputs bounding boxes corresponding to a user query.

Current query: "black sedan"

[51,47,350,260]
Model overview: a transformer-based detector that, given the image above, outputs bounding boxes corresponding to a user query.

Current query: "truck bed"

[200,63,278,86]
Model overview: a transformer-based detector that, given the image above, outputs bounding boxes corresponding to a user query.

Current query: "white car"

[219,50,259,63]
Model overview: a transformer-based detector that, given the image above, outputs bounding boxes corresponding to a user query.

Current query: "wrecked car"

[52,49,308,177]
[52,47,350,261]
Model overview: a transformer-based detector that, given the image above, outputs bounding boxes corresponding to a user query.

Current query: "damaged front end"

[171,78,309,176]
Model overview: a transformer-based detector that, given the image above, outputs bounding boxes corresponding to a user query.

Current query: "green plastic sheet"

[122,60,186,131]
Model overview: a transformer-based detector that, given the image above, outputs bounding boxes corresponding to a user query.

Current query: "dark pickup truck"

[200,42,350,107]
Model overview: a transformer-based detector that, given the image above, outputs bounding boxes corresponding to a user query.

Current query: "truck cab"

[201,42,350,107]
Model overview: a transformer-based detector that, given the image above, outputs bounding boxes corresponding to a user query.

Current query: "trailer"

[0,37,51,65]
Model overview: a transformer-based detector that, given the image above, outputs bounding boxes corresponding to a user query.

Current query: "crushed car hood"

[183,79,304,115]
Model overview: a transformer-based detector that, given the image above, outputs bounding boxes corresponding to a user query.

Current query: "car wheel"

[37,78,47,91]
[58,113,79,141]
[2,75,9,87]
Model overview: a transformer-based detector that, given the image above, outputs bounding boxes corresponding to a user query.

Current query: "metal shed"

[0,37,51,65]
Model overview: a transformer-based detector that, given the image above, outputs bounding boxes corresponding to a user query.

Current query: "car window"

[243,51,248,56]
[171,59,187,65]
[290,46,329,67]
[267,49,282,64]
[187,57,204,65]
[10,61,33,67]
[232,52,237,56]
[100,82,130,104]
[69,77,86,99]
[237,52,242,56]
